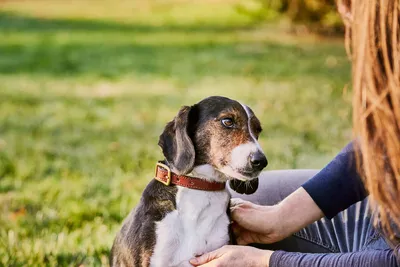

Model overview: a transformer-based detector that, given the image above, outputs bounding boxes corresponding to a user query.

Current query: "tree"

[238,0,343,33]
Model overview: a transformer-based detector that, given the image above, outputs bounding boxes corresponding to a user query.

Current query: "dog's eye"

[221,118,234,128]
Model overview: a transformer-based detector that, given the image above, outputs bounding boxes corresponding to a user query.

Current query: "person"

[189,0,400,266]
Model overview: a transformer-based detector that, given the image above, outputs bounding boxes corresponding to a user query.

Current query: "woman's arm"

[231,187,324,245]
[232,142,368,245]
[270,249,399,267]
[190,246,399,267]
[302,141,368,219]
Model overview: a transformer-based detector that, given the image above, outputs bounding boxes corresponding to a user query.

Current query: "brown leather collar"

[154,162,226,191]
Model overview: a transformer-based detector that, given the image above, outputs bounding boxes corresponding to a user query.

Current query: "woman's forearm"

[275,141,368,238]
[275,187,324,238]
[270,249,399,267]
[301,142,368,219]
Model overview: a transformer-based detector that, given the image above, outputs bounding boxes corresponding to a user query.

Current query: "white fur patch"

[240,103,264,153]
[217,142,259,181]
[150,187,230,267]
[190,164,229,182]
[230,142,258,169]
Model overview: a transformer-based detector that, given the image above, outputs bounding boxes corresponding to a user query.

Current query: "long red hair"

[338,0,400,238]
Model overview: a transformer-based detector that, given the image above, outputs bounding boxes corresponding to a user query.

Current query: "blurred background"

[0,0,351,266]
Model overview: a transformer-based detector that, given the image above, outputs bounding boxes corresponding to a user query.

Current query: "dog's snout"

[250,151,268,170]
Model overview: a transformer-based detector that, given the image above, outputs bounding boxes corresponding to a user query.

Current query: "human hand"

[231,187,324,246]
[230,198,286,245]
[189,245,273,267]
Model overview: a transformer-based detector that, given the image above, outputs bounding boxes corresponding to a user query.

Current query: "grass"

[0,0,352,266]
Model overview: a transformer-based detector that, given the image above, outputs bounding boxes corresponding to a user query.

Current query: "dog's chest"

[150,187,230,267]
[176,188,230,249]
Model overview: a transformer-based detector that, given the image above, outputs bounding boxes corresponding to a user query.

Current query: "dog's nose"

[250,151,268,170]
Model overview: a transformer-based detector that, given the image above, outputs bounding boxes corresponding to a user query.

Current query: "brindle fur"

[110,179,178,267]
[190,98,262,171]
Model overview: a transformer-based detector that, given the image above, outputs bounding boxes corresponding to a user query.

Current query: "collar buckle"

[155,162,171,186]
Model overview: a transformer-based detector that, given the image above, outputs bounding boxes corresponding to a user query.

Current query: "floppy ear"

[229,178,259,195]
[158,106,195,175]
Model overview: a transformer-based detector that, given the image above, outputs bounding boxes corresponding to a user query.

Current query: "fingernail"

[190,258,198,264]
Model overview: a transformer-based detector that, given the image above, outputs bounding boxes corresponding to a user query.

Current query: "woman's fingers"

[190,247,226,266]
[189,253,214,266]
[230,199,268,233]
[230,198,257,210]
[229,198,285,244]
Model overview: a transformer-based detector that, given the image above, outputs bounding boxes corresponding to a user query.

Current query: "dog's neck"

[189,164,230,183]
[164,160,230,183]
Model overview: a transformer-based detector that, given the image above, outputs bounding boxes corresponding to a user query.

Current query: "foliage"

[0,0,351,266]
[238,0,343,33]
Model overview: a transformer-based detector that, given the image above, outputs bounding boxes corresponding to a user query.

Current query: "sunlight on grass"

[0,0,351,266]
[1,0,251,26]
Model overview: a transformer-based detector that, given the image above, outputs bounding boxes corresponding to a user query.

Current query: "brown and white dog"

[110,96,268,267]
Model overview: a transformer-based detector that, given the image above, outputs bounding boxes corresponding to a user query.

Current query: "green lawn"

[0,1,351,266]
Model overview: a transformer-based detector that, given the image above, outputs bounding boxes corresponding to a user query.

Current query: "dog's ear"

[158,106,196,175]
[229,178,259,195]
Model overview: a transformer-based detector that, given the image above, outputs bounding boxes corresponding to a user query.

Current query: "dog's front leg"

[150,212,183,267]
[227,199,238,245]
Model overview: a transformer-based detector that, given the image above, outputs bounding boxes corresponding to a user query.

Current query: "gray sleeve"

[270,249,399,267]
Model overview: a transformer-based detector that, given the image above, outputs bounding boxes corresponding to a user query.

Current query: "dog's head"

[158,96,267,194]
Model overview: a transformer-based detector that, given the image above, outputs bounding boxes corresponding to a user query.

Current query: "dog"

[110,96,268,267]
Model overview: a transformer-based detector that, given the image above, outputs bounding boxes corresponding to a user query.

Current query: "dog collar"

[154,162,226,191]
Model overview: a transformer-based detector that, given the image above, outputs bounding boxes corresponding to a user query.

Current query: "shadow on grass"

[0,11,252,33]
[0,12,348,83]
[1,237,109,266]
[48,249,109,266]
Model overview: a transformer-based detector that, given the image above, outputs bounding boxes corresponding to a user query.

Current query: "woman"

[190,0,400,266]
